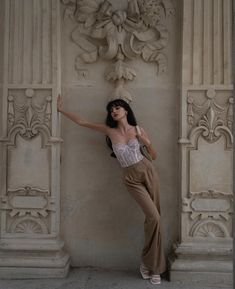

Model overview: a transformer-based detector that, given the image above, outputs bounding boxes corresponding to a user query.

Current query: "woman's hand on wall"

[56,94,109,134]
[57,94,63,112]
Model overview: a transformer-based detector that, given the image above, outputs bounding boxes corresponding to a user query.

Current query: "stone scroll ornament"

[62,0,175,102]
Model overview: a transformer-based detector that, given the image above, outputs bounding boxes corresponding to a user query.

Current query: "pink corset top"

[112,138,143,168]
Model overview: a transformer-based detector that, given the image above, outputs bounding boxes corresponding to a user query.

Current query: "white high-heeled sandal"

[150,274,161,285]
[140,263,151,279]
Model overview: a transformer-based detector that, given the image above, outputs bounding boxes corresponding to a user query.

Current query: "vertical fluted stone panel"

[170,0,233,287]
[182,0,232,86]
[0,0,70,278]
[8,0,53,85]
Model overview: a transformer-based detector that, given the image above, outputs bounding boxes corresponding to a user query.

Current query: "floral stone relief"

[187,89,233,148]
[7,89,52,145]
[183,89,233,240]
[1,89,54,235]
[182,190,233,239]
[62,0,175,102]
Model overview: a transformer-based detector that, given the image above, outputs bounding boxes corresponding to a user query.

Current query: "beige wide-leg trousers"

[122,158,166,274]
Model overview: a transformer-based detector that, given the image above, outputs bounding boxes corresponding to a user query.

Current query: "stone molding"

[0,185,55,236]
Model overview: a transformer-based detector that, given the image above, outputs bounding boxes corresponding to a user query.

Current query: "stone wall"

[0,0,233,286]
[60,0,180,269]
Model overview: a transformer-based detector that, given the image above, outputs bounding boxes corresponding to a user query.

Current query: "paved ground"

[0,267,231,289]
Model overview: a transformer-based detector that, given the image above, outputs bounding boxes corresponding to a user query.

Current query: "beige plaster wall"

[60,1,181,269]
[0,0,4,86]
[0,0,5,189]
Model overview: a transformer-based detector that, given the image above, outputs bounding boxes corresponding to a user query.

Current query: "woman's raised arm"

[57,95,109,135]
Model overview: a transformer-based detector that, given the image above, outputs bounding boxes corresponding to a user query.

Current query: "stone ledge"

[173,241,233,260]
[0,238,65,251]
[0,251,70,279]
[170,270,232,288]
[171,259,232,272]
[0,263,70,279]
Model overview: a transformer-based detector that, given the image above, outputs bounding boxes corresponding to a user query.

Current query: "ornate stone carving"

[7,89,52,143]
[190,220,229,239]
[62,0,175,101]
[182,190,232,239]
[182,190,233,222]
[2,88,55,237]
[183,90,233,240]
[1,186,54,219]
[0,186,55,234]
[9,216,48,234]
[187,89,233,147]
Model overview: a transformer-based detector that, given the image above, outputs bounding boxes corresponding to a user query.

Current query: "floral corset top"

[112,138,143,168]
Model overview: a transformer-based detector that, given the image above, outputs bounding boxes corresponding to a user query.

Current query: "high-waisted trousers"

[122,157,166,274]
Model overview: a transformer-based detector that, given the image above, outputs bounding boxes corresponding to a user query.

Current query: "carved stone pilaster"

[170,0,233,287]
[171,89,233,287]
[0,0,70,278]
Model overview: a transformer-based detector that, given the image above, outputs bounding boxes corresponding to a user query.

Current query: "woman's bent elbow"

[151,152,157,160]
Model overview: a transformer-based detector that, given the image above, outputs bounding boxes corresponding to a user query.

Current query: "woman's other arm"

[137,127,158,160]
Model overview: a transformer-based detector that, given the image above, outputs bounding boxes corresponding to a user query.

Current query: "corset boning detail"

[112,138,144,168]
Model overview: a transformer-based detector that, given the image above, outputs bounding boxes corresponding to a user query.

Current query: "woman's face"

[110,105,127,121]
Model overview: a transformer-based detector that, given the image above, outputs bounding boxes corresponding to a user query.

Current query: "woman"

[57,96,166,285]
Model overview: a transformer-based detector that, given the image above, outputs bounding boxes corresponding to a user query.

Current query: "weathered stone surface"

[0,0,232,286]
[170,0,233,286]
[0,0,70,278]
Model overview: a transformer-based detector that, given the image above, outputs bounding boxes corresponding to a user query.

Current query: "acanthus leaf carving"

[197,107,224,143]
[7,89,52,144]
[105,59,136,81]
[187,89,233,146]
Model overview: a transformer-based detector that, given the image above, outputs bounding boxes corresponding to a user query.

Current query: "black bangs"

[106,99,129,112]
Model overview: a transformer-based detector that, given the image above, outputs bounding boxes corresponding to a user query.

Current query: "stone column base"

[0,239,70,279]
[169,242,233,287]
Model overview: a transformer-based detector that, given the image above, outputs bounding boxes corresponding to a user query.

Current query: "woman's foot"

[150,274,161,285]
[140,263,151,279]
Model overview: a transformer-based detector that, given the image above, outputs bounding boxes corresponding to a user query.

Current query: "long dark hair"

[105,99,137,157]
